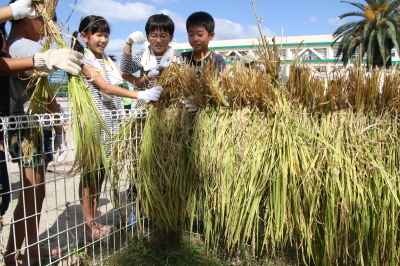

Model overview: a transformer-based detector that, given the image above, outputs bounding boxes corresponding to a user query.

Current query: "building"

[171,34,400,77]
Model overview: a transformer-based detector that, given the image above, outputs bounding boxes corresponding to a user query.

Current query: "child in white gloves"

[120,13,182,108]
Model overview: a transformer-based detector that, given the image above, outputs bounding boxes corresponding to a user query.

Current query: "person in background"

[241,54,256,69]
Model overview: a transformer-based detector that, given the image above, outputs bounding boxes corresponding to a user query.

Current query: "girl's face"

[81,31,109,59]
[147,29,173,56]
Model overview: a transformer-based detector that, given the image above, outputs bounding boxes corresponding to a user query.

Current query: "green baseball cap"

[240,55,256,64]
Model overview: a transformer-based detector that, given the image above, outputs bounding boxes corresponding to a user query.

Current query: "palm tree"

[333,0,400,69]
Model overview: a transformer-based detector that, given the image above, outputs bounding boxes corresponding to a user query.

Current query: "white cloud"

[74,0,156,22]
[214,19,277,40]
[158,9,187,34]
[304,16,319,24]
[151,0,168,3]
[328,17,346,27]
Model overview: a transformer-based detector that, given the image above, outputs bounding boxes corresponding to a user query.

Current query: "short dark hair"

[145,14,175,36]
[186,11,214,33]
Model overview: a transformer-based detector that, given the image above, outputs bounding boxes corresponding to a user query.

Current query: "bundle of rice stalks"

[287,51,400,115]
[158,60,228,109]
[287,62,327,112]
[283,109,400,265]
[220,62,277,112]
[32,0,109,178]
[137,104,193,234]
[108,110,147,205]
[154,62,188,107]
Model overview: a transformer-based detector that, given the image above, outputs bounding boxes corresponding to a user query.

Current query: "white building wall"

[171,34,400,76]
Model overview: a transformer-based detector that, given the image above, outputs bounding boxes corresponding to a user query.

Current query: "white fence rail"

[0,108,147,265]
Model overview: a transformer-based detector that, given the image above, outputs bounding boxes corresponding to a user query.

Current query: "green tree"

[333,0,400,69]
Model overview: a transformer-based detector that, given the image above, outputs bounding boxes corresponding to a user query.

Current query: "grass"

[104,233,296,266]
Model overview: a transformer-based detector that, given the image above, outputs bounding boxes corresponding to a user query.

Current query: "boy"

[181,11,226,70]
[120,13,182,100]
[181,11,226,112]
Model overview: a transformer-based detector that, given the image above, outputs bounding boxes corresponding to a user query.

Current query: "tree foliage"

[333,0,400,69]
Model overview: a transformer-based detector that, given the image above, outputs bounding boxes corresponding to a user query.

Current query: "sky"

[49,0,354,58]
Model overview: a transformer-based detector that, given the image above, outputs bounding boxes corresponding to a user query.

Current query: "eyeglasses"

[148,34,170,41]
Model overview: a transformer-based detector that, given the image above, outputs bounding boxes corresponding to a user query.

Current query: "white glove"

[158,62,169,69]
[182,96,199,112]
[10,0,38,20]
[147,68,159,79]
[54,132,68,163]
[137,86,163,103]
[33,48,83,76]
[126,31,146,44]
[147,62,169,79]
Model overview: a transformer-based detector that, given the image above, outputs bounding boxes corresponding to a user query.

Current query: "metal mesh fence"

[0,108,148,265]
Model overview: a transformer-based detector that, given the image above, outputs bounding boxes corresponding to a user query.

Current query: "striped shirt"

[82,56,123,142]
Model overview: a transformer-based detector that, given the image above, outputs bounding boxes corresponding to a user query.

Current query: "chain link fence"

[0,108,148,265]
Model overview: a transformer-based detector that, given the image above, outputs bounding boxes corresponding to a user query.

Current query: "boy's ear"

[209,32,215,41]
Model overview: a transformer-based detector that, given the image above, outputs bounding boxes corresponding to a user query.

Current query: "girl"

[72,15,162,241]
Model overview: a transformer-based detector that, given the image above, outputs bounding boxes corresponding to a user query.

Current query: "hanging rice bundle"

[136,104,193,234]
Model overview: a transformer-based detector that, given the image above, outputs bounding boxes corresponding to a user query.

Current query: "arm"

[123,43,132,54]
[2,49,83,76]
[120,50,155,87]
[121,72,152,87]
[0,6,14,23]
[83,64,140,99]
[0,56,34,76]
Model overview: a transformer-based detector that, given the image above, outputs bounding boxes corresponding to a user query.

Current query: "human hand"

[33,48,83,76]
[137,86,163,103]
[126,31,146,44]
[54,132,68,163]
[182,95,199,112]
[147,62,169,78]
[147,68,159,79]
[10,0,38,20]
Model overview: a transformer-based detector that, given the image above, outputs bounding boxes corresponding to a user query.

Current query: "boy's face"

[187,25,215,54]
[147,29,173,56]
[25,17,45,42]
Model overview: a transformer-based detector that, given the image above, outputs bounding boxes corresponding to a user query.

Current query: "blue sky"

[52,0,354,57]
